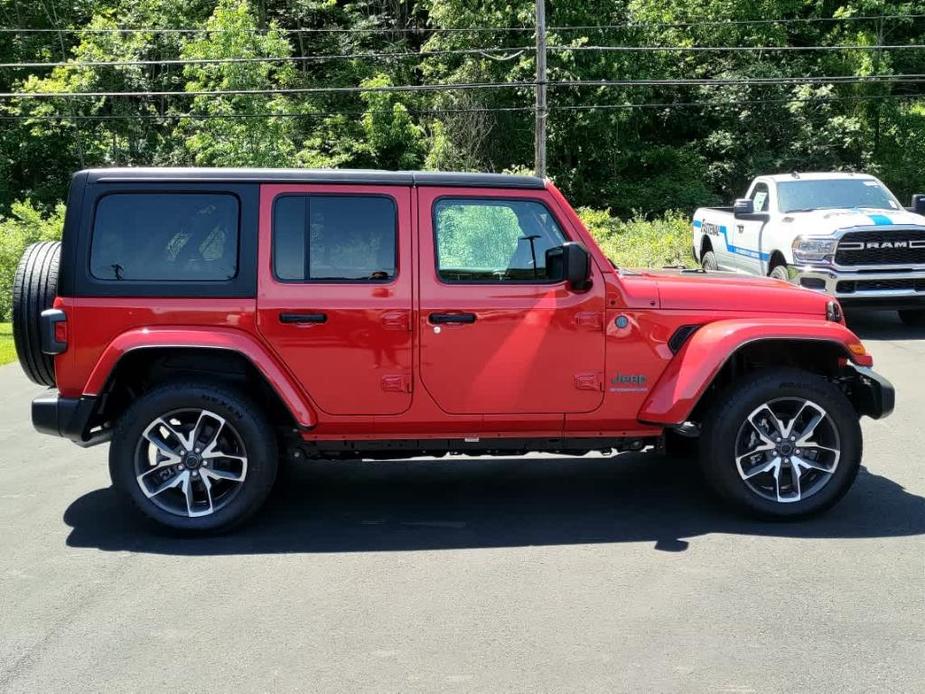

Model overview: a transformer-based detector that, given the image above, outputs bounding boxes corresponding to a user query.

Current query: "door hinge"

[574,372,603,391]
[575,311,604,331]
[380,374,412,393]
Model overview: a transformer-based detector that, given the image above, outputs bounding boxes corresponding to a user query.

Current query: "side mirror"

[733,198,755,217]
[546,242,592,291]
[912,194,925,215]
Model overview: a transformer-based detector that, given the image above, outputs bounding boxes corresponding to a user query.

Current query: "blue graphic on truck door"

[694,219,769,261]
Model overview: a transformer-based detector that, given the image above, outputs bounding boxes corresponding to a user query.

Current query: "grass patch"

[0,323,15,366]
[577,208,695,269]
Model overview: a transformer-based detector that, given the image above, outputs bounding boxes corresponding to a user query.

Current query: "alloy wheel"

[134,408,248,518]
[734,397,841,504]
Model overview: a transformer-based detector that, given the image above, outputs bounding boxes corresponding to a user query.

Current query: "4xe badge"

[610,373,648,393]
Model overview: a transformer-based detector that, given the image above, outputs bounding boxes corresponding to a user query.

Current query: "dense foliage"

[0,1,923,318]
[3,0,925,214]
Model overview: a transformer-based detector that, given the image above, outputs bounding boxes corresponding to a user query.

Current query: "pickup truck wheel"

[109,382,278,533]
[699,368,861,519]
[768,264,789,281]
[898,309,925,327]
[701,250,718,271]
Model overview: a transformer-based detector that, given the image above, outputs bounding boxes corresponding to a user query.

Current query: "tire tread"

[12,240,61,386]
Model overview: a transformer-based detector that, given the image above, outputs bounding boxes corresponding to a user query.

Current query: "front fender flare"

[638,319,870,425]
[83,326,317,428]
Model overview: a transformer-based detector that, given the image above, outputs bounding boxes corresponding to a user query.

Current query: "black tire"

[769,263,789,281]
[699,368,862,519]
[109,381,278,533]
[12,241,61,386]
[701,250,718,271]
[898,309,925,327]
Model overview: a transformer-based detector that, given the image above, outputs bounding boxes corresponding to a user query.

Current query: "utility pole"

[534,0,547,179]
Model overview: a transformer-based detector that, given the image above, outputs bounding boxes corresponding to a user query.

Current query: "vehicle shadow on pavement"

[846,309,925,340]
[63,453,925,555]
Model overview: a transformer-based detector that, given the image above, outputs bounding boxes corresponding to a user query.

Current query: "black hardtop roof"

[81,167,546,190]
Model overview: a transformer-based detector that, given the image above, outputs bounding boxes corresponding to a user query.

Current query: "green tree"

[174,0,299,166]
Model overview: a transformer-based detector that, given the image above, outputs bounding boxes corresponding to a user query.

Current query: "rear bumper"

[789,265,925,308]
[32,392,109,446]
[845,365,895,420]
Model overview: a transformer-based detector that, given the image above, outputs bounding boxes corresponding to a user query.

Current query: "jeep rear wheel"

[699,368,861,519]
[12,241,61,386]
[109,382,277,533]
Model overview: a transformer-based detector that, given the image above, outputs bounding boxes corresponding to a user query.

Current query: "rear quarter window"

[90,193,239,281]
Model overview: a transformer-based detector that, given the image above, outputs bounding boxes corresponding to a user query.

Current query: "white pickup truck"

[692,172,925,325]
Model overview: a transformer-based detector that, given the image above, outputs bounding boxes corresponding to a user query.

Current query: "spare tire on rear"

[12,241,61,386]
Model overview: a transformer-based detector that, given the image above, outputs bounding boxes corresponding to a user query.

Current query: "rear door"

[256,184,413,416]
[417,188,606,415]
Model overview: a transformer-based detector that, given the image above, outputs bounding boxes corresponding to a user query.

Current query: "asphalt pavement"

[0,310,923,693]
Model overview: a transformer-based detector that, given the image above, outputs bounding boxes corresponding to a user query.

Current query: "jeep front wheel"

[109,382,277,533]
[699,368,861,519]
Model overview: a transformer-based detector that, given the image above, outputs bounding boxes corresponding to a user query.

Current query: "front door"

[417,188,606,415]
[735,182,771,273]
[256,184,413,416]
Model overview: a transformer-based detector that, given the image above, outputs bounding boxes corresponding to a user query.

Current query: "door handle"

[429,312,476,325]
[279,312,327,324]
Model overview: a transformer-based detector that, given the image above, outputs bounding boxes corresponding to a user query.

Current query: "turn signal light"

[848,341,873,367]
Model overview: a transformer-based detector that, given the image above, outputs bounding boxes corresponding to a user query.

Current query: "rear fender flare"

[83,326,317,428]
[638,319,870,425]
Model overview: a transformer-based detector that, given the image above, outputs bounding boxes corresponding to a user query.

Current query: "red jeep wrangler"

[13,168,894,533]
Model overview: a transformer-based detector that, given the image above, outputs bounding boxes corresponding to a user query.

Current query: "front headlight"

[792,235,838,263]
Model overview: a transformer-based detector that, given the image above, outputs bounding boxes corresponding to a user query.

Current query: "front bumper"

[789,265,925,308]
[844,365,895,420]
[32,392,109,447]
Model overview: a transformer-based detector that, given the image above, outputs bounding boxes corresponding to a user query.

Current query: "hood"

[628,269,830,315]
[788,207,925,235]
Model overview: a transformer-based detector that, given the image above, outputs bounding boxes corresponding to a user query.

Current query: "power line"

[4,43,922,70]
[553,43,925,53]
[2,74,923,99]
[1,93,918,121]
[0,13,922,35]
[0,46,533,70]
[548,14,925,32]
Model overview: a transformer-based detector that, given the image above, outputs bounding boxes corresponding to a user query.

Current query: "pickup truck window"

[272,195,397,282]
[778,179,900,213]
[750,183,770,212]
[90,193,239,282]
[433,198,566,282]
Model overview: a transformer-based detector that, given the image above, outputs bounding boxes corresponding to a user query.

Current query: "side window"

[90,193,239,281]
[433,198,567,282]
[750,183,770,213]
[273,195,397,282]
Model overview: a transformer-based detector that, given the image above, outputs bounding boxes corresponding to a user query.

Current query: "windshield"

[777,179,900,213]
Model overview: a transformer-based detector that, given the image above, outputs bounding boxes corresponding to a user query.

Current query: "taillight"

[40,308,68,355]
[54,320,67,346]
